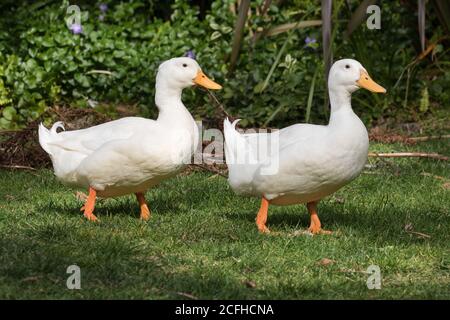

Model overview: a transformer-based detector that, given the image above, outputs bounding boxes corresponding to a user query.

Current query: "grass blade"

[305,67,319,123]
[86,70,114,76]
[263,102,287,127]
[266,20,322,37]
[433,0,450,33]
[256,33,291,94]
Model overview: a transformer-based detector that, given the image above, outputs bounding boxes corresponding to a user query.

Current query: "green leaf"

[2,106,17,121]
[210,31,221,41]
[74,74,90,88]
[113,50,126,58]
[209,22,220,30]
[253,82,265,94]
[419,87,429,113]
[0,117,12,129]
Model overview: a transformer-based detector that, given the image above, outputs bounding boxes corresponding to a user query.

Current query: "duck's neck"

[328,87,355,126]
[155,82,194,126]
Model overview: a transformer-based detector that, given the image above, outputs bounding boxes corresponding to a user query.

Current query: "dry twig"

[408,134,450,142]
[0,164,37,171]
[368,152,448,161]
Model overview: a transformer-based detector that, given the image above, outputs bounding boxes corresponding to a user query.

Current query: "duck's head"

[157,57,222,90]
[328,59,386,94]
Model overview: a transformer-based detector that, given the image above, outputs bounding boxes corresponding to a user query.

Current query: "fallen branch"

[404,223,432,239]
[420,172,448,181]
[85,70,114,76]
[176,292,198,300]
[0,164,37,171]
[368,152,448,161]
[408,134,450,142]
[369,133,450,144]
[405,230,431,239]
[0,129,21,134]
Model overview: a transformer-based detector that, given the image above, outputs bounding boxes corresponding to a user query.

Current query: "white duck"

[39,57,221,221]
[224,59,385,234]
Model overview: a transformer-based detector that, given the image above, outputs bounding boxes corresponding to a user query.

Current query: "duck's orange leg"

[81,187,98,222]
[306,201,331,235]
[135,192,151,221]
[256,197,270,233]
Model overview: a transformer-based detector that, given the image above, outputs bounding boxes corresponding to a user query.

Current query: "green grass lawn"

[0,140,449,299]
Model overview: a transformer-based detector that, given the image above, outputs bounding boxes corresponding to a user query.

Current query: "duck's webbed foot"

[135,192,151,221]
[306,201,331,235]
[256,197,270,233]
[81,187,99,222]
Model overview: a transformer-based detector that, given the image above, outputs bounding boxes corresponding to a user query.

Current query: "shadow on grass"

[0,232,382,299]
[33,187,211,220]
[228,202,449,246]
[31,171,230,221]
[4,224,446,299]
[33,181,449,248]
[0,232,257,299]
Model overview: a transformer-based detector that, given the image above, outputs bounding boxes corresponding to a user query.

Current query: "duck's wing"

[224,119,324,195]
[38,117,158,186]
[242,123,325,153]
[251,124,332,199]
[225,120,329,197]
[46,117,155,155]
[74,133,175,191]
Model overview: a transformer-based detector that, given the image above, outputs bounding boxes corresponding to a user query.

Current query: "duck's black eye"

[345,64,350,69]
[182,63,188,67]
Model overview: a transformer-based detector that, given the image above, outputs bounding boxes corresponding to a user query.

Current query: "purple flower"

[99,3,108,13]
[184,50,196,60]
[99,14,105,21]
[305,36,317,45]
[69,23,83,34]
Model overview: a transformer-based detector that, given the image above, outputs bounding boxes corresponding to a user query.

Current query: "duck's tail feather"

[223,118,240,164]
[223,118,258,195]
[38,121,65,156]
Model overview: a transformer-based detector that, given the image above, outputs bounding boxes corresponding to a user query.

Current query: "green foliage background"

[0,0,448,130]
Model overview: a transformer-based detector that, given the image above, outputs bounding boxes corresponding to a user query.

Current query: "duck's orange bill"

[194,71,222,90]
[356,71,386,93]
